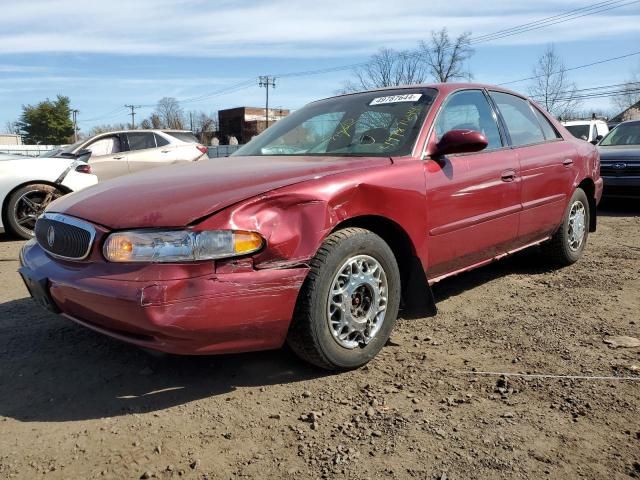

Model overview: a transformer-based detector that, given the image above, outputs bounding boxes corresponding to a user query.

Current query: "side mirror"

[431,129,488,157]
[76,148,92,159]
[591,135,603,145]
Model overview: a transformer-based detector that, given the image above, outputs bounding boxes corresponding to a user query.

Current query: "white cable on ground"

[456,370,640,382]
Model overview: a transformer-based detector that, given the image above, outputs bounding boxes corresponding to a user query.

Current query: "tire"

[287,228,401,370]
[4,183,63,240]
[541,188,590,267]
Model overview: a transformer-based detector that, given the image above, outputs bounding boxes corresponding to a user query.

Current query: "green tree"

[17,95,74,144]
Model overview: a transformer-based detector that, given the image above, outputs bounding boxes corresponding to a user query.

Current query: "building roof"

[611,100,640,123]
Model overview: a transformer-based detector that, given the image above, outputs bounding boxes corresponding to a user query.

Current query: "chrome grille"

[35,213,95,260]
[601,161,640,177]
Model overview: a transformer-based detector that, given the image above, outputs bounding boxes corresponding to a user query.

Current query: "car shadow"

[429,248,552,304]
[0,298,325,423]
[597,197,640,217]
[0,233,20,243]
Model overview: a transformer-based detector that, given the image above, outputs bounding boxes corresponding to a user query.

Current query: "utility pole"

[190,111,194,132]
[258,76,276,128]
[124,104,142,129]
[71,109,79,142]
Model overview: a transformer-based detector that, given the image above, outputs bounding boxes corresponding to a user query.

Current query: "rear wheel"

[287,228,401,370]
[4,184,63,239]
[541,188,590,266]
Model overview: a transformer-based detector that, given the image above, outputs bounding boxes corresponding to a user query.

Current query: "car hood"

[598,145,640,161]
[49,155,392,229]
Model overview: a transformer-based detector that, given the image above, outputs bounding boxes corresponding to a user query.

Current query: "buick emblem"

[47,225,55,247]
[613,162,627,169]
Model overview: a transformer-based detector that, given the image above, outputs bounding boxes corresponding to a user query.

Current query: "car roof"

[616,119,640,126]
[562,120,600,126]
[92,129,193,135]
[314,82,531,103]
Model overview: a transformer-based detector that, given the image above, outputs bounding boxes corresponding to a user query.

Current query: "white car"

[47,130,209,181]
[562,119,609,144]
[0,154,97,239]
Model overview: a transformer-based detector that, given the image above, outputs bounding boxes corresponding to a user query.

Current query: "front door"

[85,134,128,181]
[425,89,521,280]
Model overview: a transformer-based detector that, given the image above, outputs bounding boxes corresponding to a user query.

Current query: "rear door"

[84,134,128,180]
[125,132,173,174]
[489,91,576,245]
[425,89,521,279]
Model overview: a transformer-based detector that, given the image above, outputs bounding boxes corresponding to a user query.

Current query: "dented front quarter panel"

[197,157,430,272]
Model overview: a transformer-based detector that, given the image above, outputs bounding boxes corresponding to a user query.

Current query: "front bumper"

[20,240,308,355]
[602,176,640,198]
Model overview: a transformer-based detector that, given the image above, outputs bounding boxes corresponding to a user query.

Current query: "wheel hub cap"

[567,201,586,251]
[327,255,388,349]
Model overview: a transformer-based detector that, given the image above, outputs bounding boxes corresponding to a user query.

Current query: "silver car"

[49,130,209,180]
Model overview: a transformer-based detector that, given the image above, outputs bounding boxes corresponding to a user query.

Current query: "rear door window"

[126,132,157,151]
[490,92,546,147]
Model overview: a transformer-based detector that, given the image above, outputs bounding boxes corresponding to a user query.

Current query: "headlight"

[103,229,263,263]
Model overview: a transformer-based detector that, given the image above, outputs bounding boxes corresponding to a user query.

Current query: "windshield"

[233,88,437,157]
[565,124,590,141]
[599,123,640,146]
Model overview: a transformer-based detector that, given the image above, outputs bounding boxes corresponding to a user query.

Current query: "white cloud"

[0,0,638,58]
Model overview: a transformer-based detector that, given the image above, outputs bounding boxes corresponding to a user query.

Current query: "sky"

[1,0,639,133]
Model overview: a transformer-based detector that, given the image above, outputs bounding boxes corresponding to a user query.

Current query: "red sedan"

[19,83,602,370]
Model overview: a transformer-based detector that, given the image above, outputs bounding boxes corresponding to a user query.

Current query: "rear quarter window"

[164,131,199,143]
[531,107,561,140]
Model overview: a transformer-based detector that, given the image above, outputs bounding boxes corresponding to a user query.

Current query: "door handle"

[113,155,124,160]
[161,150,170,153]
[563,158,574,166]
[501,170,516,182]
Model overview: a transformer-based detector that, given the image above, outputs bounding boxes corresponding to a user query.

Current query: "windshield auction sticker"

[369,94,422,106]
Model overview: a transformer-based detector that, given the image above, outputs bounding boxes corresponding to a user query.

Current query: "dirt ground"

[1,199,639,480]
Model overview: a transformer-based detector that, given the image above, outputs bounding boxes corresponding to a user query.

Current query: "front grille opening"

[35,215,94,260]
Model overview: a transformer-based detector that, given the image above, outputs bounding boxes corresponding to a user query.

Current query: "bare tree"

[155,97,185,129]
[189,111,218,145]
[343,48,427,92]
[612,65,640,114]
[528,45,581,118]
[419,28,474,83]
[4,120,20,134]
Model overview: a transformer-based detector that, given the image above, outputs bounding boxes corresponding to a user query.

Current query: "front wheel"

[4,184,64,239]
[541,188,590,266]
[287,228,401,370]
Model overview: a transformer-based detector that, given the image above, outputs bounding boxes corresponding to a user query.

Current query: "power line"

[470,0,640,45]
[75,1,640,122]
[470,0,626,42]
[271,0,640,79]
[78,106,128,124]
[530,81,640,100]
[499,50,640,85]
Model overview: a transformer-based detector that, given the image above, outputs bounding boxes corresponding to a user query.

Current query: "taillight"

[196,145,208,155]
[75,163,92,174]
